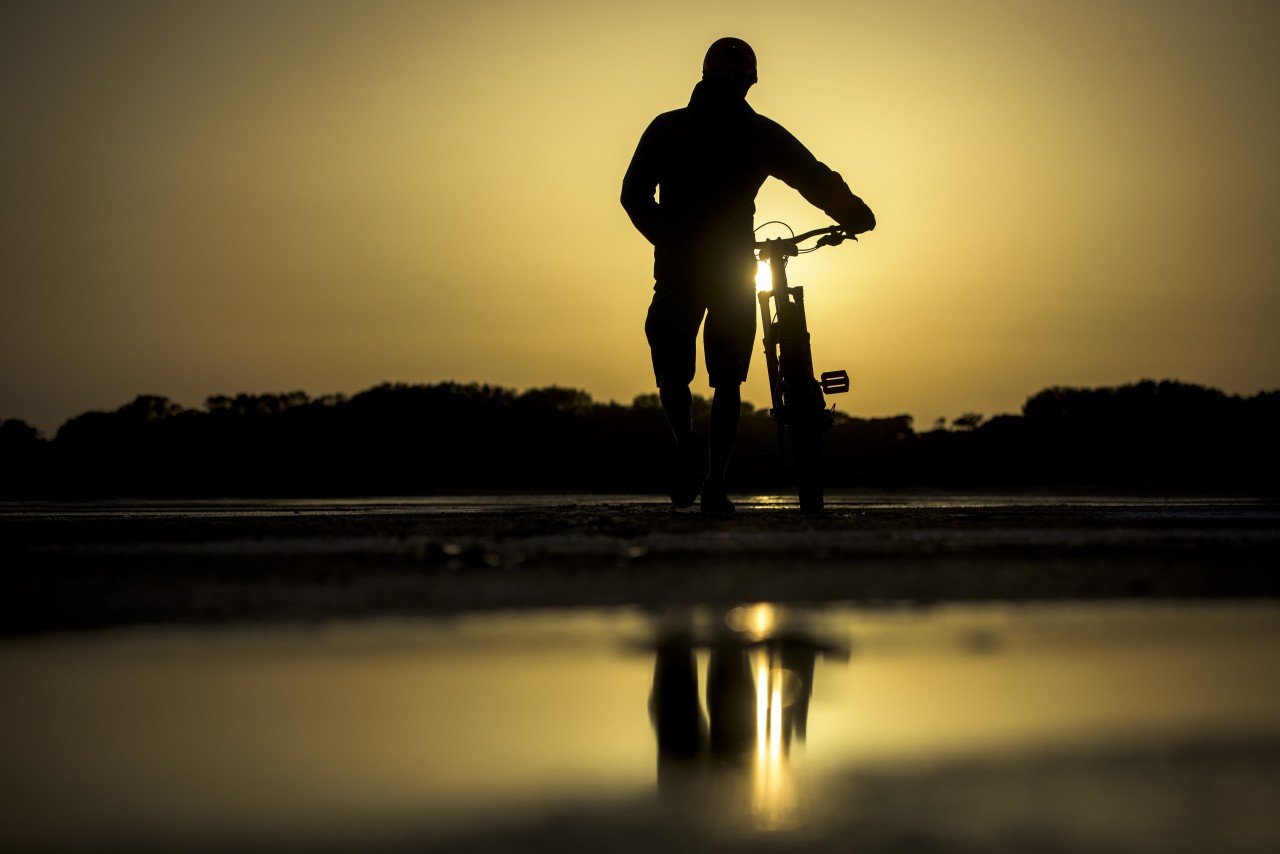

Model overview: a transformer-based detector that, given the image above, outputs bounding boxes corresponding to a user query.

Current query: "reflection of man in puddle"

[649,631,821,831]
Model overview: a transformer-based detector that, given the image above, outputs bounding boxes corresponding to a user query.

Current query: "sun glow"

[755,260,774,292]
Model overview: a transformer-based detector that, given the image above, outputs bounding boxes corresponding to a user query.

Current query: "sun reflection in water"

[751,643,808,830]
[651,603,844,837]
[720,604,807,829]
[727,602,776,638]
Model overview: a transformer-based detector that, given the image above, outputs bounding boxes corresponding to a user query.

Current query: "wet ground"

[1,495,1278,851]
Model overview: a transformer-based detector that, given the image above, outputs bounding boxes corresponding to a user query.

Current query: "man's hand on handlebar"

[816,229,854,248]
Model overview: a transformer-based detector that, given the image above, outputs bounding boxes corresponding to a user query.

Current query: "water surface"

[2,601,1277,851]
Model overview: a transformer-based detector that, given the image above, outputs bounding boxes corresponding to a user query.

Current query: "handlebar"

[753,224,855,258]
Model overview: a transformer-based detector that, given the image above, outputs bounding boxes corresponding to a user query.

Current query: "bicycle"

[754,223,855,513]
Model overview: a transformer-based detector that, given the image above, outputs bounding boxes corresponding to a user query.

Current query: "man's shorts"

[644,270,757,389]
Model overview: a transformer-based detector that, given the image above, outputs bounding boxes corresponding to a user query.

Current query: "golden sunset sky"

[3,0,1277,434]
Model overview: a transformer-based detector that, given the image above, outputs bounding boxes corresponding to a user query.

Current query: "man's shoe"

[700,483,735,515]
[670,433,706,508]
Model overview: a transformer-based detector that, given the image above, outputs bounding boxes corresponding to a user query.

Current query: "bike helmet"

[702,37,757,85]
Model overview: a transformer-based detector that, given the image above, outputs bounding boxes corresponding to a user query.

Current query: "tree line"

[1,379,1276,497]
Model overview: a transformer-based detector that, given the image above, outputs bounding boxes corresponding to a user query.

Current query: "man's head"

[702,37,757,86]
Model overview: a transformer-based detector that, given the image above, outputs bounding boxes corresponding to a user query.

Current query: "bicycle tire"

[777,321,827,513]
[790,417,824,513]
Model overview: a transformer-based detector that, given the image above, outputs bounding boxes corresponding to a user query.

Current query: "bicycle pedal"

[820,370,850,394]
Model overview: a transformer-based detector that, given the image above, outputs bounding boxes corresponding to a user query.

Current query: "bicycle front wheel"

[790,417,824,513]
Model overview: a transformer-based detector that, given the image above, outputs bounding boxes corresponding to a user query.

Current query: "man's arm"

[621,120,664,245]
[764,120,876,235]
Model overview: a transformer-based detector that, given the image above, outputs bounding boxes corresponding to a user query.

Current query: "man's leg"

[701,383,739,514]
[659,383,694,443]
[707,383,740,489]
[647,288,707,508]
[702,268,756,515]
[660,382,705,508]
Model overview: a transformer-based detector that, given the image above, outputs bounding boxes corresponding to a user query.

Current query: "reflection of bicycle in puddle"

[648,604,850,835]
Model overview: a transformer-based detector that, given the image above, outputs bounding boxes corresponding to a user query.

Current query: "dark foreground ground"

[3,494,1277,634]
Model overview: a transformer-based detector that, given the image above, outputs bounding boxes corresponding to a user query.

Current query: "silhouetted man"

[622,37,876,513]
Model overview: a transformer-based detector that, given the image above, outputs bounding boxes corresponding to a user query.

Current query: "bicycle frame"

[755,225,853,511]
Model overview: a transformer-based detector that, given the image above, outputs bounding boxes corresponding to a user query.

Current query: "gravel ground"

[3,495,1277,634]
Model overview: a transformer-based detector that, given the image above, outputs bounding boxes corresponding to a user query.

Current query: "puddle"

[1,602,1278,851]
